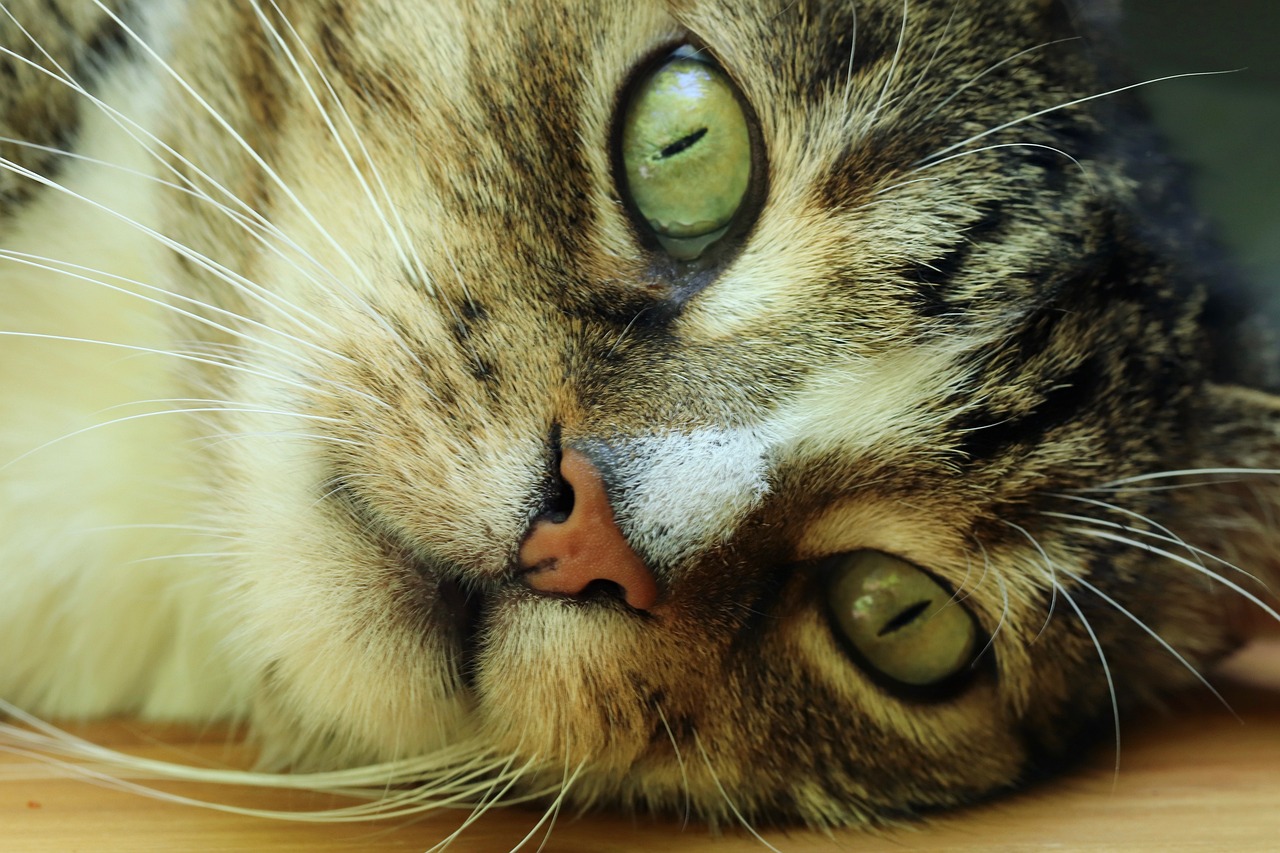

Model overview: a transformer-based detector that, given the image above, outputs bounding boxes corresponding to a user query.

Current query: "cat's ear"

[1179,384,1280,641]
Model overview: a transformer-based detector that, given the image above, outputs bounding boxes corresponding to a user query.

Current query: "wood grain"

[3,640,1278,852]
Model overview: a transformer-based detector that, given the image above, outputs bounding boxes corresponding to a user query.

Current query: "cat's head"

[156,0,1279,825]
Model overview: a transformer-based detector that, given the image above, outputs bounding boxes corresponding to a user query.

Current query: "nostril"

[543,462,574,525]
[539,429,574,524]
[578,578,628,604]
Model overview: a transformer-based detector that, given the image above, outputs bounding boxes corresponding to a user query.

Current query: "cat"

[2,0,1278,835]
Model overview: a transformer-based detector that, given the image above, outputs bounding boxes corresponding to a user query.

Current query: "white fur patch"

[607,427,774,568]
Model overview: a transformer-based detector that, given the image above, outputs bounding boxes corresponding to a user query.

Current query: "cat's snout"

[518,448,659,611]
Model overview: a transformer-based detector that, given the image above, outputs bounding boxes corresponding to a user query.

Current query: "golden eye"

[620,48,752,260]
[826,551,978,688]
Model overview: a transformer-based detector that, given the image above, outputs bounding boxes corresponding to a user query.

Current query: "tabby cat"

[1,0,1277,834]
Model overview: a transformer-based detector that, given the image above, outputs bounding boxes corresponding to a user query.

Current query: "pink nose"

[518,448,659,611]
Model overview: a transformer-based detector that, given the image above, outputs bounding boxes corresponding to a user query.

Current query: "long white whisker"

[839,4,859,113]
[519,758,584,853]
[916,70,1239,166]
[254,0,434,296]
[896,5,956,114]
[654,703,693,829]
[1054,565,1238,720]
[1,699,556,821]
[420,755,537,852]
[233,1,452,388]
[1003,520,1059,640]
[0,149,344,344]
[1045,575,1121,784]
[1049,493,1208,570]
[0,330,311,389]
[869,0,910,125]
[86,0,377,294]
[964,537,1010,659]
[0,133,345,306]
[692,732,781,853]
[0,250,344,366]
[1,405,347,472]
[1094,468,1280,489]
[909,142,1092,190]
[0,43,347,335]
[1043,508,1267,586]
[921,38,1080,122]
[1067,528,1280,628]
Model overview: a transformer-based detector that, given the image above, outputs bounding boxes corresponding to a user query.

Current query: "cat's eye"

[825,551,979,689]
[619,48,753,260]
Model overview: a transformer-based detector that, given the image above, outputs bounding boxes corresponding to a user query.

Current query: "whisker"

[0,330,313,389]
[692,731,781,853]
[237,0,447,384]
[0,149,342,345]
[839,3,859,113]
[1093,468,1280,489]
[895,5,957,115]
[915,70,1239,167]
[920,38,1080,122]
[519,756,584,853]
[963,536,1011,660]
[0,44,347,335]
[1,401,355,471]
[1067,527,1280,628]
[0,133,350,322]
[654,703,693,829]
[0,250,345,367]
[869,0,911,126]
[1054,565,1238,721]
[1003,520,1059,640]
[1048,493,1208,568]
[253,0,434,296]
[1042,509,1269,588]
[1044,575,1122,785]
[85,1,377,294]
[0,698,553,822]
[908,141,1093,190]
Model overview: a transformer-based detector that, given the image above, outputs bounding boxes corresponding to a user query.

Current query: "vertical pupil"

[659,127,708,159]
[877,600,933,637]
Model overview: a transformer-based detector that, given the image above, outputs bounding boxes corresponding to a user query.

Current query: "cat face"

[134,0,1267,825]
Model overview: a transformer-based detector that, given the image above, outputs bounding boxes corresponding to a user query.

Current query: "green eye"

[620,49,753,260]
[826,551,979,689]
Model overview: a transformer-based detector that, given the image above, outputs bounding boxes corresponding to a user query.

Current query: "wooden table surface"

[3,640,1278,852]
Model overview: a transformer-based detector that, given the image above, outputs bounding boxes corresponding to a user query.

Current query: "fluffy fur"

[1,0,1278,832]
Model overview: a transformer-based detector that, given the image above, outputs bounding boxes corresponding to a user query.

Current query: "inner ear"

[1176,383,1280,642]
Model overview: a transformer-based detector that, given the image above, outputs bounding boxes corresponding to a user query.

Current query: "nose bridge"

[517,447,660,611]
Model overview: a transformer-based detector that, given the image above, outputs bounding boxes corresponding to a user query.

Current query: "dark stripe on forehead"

[953,357,1104,464]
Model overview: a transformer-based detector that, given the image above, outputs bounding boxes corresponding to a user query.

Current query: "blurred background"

[1125,0,1279,301]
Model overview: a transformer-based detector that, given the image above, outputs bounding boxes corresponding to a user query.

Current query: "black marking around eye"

[659,128,708,159]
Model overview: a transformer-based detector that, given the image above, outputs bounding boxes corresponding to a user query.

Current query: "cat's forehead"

[286,0,1078,314]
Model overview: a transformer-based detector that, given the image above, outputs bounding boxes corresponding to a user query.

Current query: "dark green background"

[1125,0,1279,296]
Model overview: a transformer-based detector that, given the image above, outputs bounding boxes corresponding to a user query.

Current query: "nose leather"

[518,448,659,611]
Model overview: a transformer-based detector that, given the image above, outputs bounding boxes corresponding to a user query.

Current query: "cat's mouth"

[436,576,488,691]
